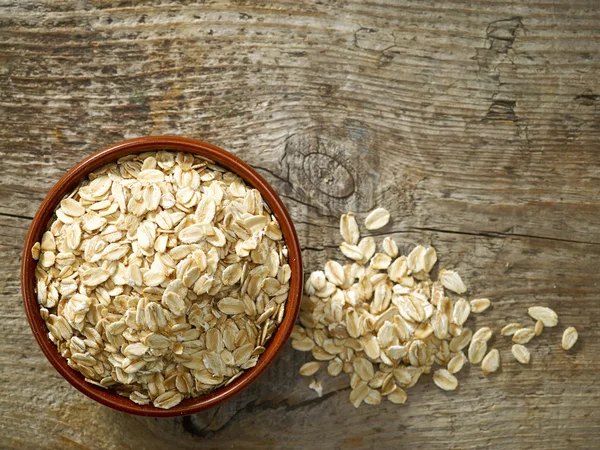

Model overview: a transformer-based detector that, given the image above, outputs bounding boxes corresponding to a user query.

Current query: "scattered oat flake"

[364,208,390,230]
[327,358,343,377]
[339,242,363,261]
[433,369,458,391]
[501,323,522,336]
[387,387,407,404]
[468,339,487,364]
[447,353,466,374]
[382,237,398,258]
[299,361,321,377]
[292,337,315,352]
[349,384,369,408]
[353,357,375,381]
[449,328,473,353]
[340,213,360,245]
[364,388,382,405]
[561,327,578,350]
[528,306,558,327]
[324,260,345,286]
[358,237,376,262]
[452,298,471,326]
[439,269,467,294]
[512,328,535,345]
[470,298,491,313]
[308,379,323,397]
[481,349,500,375]
[473,327,493,343]
[371,253,392,270]
[512,344,530,364]
[534,320,544,336]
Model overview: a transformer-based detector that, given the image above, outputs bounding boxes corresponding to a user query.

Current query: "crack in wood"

[186,388,350,438]
[0,211,34,221]
[292,219,338,230]
[574,91,599,106]
[486,17,523,54]
[302,244,340,252]
[253,165,290,184]
[182,405,222,437]
[300,224,600,248]
[408,226,600,247]
[278,193,340,220]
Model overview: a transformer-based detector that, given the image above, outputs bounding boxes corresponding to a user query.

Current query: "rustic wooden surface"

[1,1,599,449]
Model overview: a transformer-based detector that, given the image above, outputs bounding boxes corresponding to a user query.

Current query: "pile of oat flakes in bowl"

[31,151,291,409]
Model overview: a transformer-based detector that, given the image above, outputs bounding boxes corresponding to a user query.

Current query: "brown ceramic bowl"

[21,136,302,417]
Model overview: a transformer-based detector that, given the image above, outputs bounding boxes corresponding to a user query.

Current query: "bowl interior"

[21,136,302,417]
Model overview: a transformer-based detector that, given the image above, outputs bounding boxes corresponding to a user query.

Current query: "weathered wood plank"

[1,0,599,449]
[2,215,598,449]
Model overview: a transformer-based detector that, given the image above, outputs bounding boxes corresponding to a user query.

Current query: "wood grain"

[1,0,599,448]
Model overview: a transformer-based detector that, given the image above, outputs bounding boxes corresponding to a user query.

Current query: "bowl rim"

[20,136,302,417]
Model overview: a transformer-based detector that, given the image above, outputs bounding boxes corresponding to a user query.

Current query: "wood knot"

[302,152,355,199]
[280,127,387,215]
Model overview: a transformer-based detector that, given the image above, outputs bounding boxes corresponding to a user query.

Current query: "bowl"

[21,136,302,417]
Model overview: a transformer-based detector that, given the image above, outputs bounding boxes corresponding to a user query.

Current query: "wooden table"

[1,1,599,449]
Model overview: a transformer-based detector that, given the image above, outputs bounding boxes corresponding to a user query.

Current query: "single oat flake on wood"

[340,213,360,245]
[364,208,390,230]
[447,353,466,374]
[512,344,531,364]
[501,323,522,336]
[528,306,559,327]
[473,327,493,343]
[468,338,487,364]
[482,349,500,375]
[470,298,491,313]
[561,327,578,350]
[439,269,467,294]
[299,361,321,377]
[433,369,458,391]
[309,379,323,397]
[512,328,536,345]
